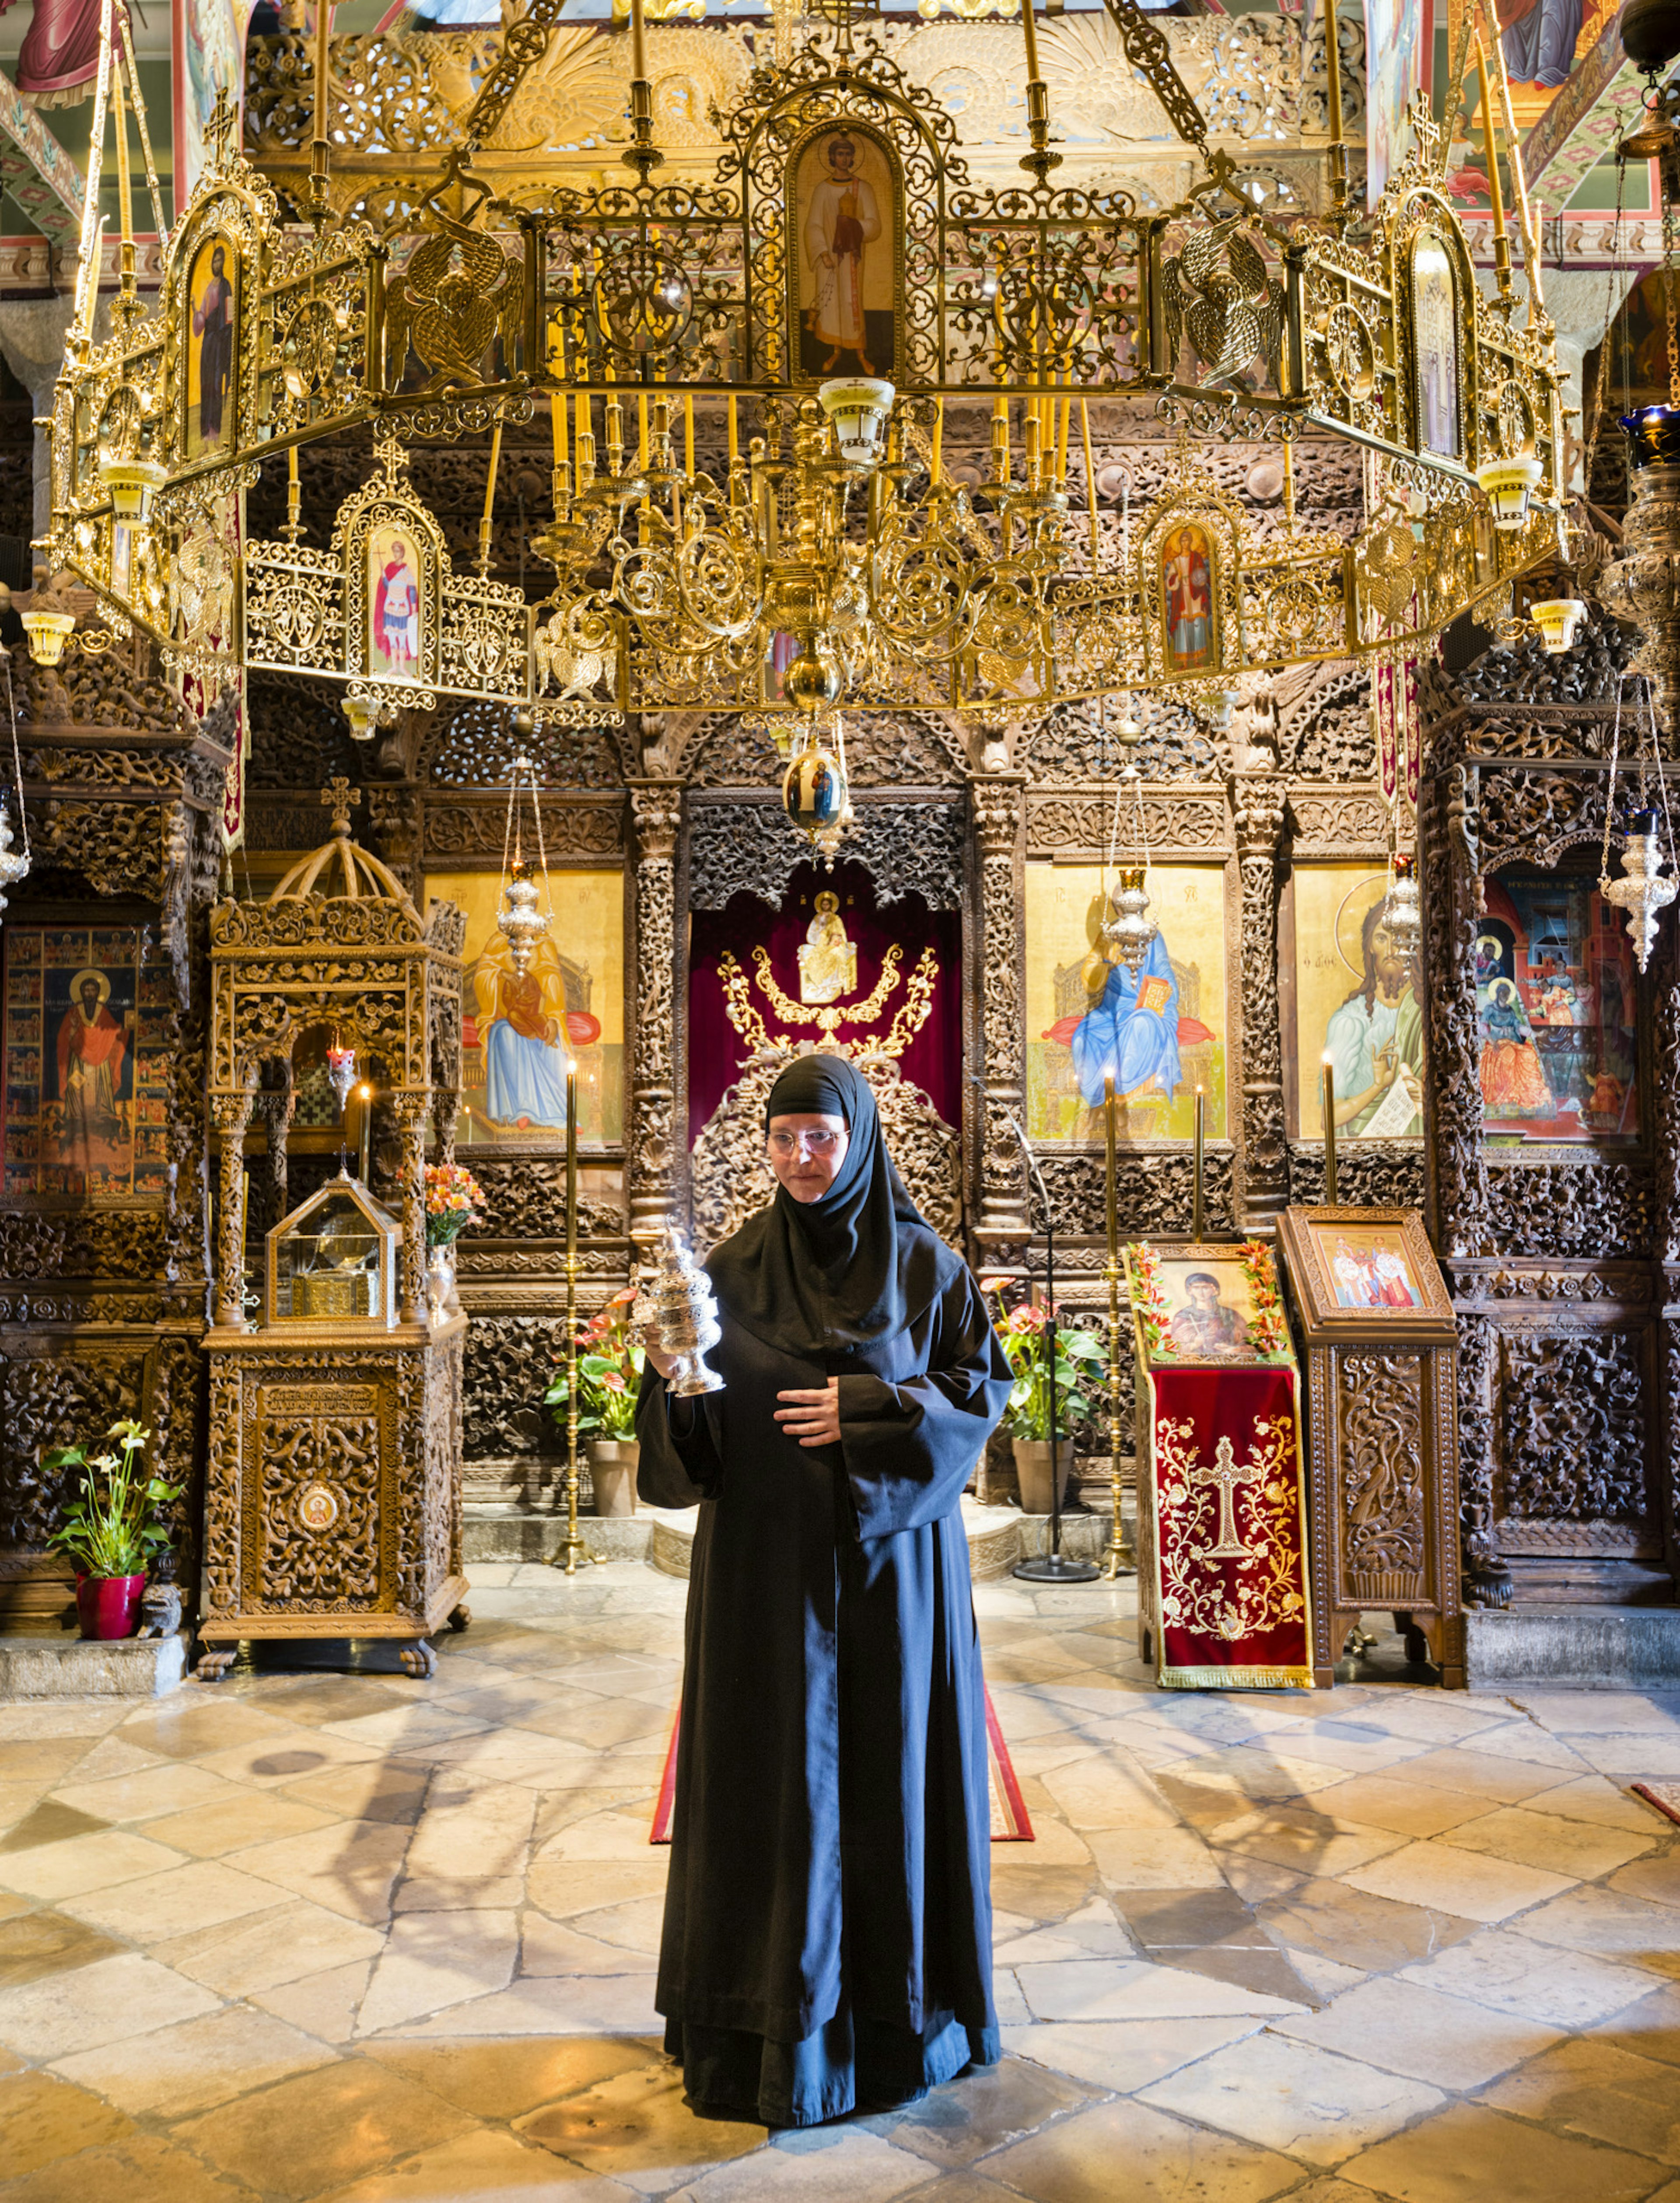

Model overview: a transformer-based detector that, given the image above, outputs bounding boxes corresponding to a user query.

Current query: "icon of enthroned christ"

[803,133,882,374]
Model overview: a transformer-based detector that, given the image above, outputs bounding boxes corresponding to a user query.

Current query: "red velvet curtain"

[687,860,962,1149]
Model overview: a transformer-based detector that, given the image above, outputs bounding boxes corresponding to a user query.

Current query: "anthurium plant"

[546,1287,645,1441]
[978,1276,1107,1443]
[46,1420,181,1581]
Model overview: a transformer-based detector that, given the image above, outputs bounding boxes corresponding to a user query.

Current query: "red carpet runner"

[650,1685,1034,1844]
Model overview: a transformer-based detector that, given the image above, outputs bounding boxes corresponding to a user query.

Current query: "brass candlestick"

[555,1057,597,1574]
[1100,1074,1134,1580]
[1322,1052,1338,1207]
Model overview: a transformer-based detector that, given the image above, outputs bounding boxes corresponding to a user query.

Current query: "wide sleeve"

[634,1359,723,1509]
[835,1265,1012,1541]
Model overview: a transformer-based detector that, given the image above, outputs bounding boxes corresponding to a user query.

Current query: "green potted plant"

[979,1278,1107,1516]
[46,1420,182,1642]
[545,1287,645,1515]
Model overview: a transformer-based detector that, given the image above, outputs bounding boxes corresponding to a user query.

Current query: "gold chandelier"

[36,0,1572,746]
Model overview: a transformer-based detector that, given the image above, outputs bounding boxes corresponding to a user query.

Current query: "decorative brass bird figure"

[1162,221,1285,387]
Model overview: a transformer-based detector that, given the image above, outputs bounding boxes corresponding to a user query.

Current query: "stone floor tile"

[233,1818,414,1924]
[1336,2099,1662,2203]
[4,1706,131,1741]
[251,1958,376,2044]
[1208,1807,1410,1880]
[1037,1760,1182,1832]
[278,1759,435,1827]
[992,1899,1135,1966]
[0,1948,220,2057]
[142,1791,340,1858]
[1255,1875,1478,1976]
[51,2002,337,2116]
[1001,2015,1263,2093]
[173,2055,480,2200]
[397,1970,662,2037]
[1535,1776,1670,1835]
[1516,1885,1680,1979]
[0,2131,264,2203]
[980,2093,1301,2203]
[1086,1828,1230,1889]
[1566,1738,1680,1781]
[672,2130,928,2203]
[522,1913,662,1978]
[0,1740,105,1784]
[858,2053,1096,2168]
[363,2034,662,2120]
[259,1678,419,1729]
[318,1706,497,1755]
[1152,1750,1353,1808]
[1381,1747,1578,1807]
[1589,1981,1680,2068]
[0,1907,125,1990]
[515,2062,768,2192]
[310,2126,640,2202]
[1014,1955,1306,2021]
[0,1800,109,1853]
[0,1828,184,1902]
[1302,1775,1497,1840]
[49,1762,248,1826]
[115,1699,299,1759]
[518,1699,677,1752]
[1443,1806,1655,1882]
[356,1907,521,2034]
[1342,1838,1576,1923]
[1479,2035,1680,2164]
[1505,1693,1680,1737]
[158,1897,387,1997]
[194,1729,385,1790]
[526,1853,670,1919]
[0,2068,136,2179]
[62,1858,286,1943]
[1274,1973,1561,2088]
[1611,1854,1680,1911]
[1138,2031,1443,2167]
[1398,1928,1657,2029]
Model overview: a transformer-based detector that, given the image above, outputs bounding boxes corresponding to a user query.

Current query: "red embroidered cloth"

[1138,1361,1315,1689]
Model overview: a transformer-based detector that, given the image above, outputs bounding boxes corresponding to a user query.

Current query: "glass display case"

[266,1172,400,1328]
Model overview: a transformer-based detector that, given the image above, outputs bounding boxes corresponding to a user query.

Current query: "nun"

[635,1053,1012,2128]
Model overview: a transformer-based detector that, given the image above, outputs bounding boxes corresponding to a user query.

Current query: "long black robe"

[635,1224,1012,2126]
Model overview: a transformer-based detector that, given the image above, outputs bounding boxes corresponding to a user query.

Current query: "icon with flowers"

[545,1285,644,1441]
[976,1273,1107,1443]
[422,1163,486,1248]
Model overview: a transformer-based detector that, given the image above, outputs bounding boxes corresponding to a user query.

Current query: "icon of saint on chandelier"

[1161,523,1216,673]
[186,234,237,459]
[368,526,422,677]
[794,126,897,380]
[1411,231,1460,459]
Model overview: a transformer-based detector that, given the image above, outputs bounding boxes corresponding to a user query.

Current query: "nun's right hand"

[641,1324,679,1381]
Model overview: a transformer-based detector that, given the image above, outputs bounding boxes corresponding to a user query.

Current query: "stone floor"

[2,1562,1680,2203]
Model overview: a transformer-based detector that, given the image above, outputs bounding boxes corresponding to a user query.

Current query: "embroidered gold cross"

[1188,1436,1267,1561]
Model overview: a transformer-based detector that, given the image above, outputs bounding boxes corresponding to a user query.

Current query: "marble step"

[0,1628,188,1698]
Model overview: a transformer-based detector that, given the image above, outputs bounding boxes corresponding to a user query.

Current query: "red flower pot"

[75,1573,145,1641]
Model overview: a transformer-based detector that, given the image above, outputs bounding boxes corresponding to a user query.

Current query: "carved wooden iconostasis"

[4,412,1678,1645]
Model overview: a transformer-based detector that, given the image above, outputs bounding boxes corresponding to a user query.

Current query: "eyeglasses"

[767,1129,845,1158]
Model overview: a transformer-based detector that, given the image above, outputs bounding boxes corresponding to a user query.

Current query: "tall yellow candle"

[930,396,943,484]
[728,393,738,462]
[1322,1051,1338,1206]
[683,392,695,479]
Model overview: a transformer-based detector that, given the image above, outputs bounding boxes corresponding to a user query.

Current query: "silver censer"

[636,1229,725,1396]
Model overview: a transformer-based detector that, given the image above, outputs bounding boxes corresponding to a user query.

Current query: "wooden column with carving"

[210,1084,257,1331]
[1231,773,1288,1227]
[1653,925,1680,1620]
[389,1089,430,1324]
[973,774,1028,1263]
[628,781,681,1253]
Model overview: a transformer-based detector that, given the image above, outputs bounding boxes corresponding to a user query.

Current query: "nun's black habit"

[636,1054,1012,2127]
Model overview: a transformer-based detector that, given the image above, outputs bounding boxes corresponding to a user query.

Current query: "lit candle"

[1322,1051,1337,1207]
[240,1164,249,1253]
[930,397,943,485]
[728,393,738,463]
[683,391,695,480]
[357,1082,372,1185]
[1193,1085,1204,1244]
[566,1056,578,1262]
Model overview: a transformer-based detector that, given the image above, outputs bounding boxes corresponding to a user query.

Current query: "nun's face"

[767,1112,850,1203]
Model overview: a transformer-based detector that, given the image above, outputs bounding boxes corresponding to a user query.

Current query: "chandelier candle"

[558,1056,592,1574]
[1101,1074,1132,1580]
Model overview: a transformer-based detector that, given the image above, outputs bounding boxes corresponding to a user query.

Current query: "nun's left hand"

[774,1381,841,1448]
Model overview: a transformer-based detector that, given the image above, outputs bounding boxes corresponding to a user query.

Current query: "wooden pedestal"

[1277,1207,1466,1689]
[200,1314,469,1678]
